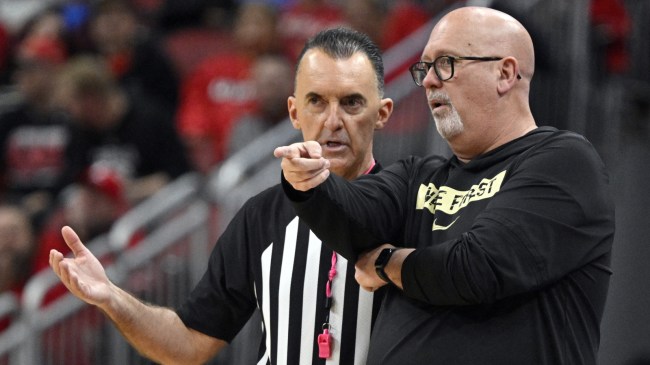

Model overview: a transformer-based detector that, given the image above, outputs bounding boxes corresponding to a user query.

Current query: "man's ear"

[497,57,519,95]
[374,98,394,130]
[288,96,300,129]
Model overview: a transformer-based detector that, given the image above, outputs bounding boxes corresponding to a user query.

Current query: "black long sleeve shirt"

[283,127,615,364]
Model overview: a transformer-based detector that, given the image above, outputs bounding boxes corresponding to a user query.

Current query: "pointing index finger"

[273,145,297,159]
[273,141,322,159]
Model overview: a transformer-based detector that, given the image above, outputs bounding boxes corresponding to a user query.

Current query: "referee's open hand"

[49,226,113,307]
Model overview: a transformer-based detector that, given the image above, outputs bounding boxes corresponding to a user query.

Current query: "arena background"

[0,0,648,364]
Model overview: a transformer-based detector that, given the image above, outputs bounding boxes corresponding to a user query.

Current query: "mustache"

[318,132,349,146]
[427,91,450,104]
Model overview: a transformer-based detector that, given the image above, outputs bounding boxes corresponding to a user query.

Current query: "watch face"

[375,248,394,268]
[375,248,395,283]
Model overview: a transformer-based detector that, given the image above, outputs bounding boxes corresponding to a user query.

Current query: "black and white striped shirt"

[177,177,382,364]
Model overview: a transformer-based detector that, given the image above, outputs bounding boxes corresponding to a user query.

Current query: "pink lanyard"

[325,252,337,304]
[318,252,337,359]
[317,160,375,359]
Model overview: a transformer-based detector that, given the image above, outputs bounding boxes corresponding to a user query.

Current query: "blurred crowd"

[0,0,640,330]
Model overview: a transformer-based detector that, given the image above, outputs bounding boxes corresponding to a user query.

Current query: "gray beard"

[432,104,464,140]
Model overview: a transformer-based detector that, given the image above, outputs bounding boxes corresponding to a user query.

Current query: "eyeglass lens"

[410,57,455,86]
[410,63,430,86]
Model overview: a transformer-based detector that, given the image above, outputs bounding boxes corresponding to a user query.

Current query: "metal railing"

[0,292,21,365]
[1,179,214,365]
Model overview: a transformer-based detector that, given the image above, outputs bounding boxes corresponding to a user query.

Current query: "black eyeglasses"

[409,56,520,86]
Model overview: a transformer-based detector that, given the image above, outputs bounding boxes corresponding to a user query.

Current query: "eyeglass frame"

[409,55,521,86]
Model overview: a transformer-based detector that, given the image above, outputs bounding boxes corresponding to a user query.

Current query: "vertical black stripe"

[268,240,284,363]
[371,286,386,333]
[339,261,361,364]
[285,222,311,362]
[258,212,379,364]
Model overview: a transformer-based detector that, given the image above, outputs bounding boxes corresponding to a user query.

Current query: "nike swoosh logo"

[432,216,460,231]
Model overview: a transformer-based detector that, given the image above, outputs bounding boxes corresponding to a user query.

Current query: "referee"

[50,27,393,365]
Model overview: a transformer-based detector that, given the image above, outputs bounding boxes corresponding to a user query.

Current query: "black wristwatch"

[375,248,400,285]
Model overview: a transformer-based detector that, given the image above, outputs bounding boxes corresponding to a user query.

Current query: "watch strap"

[375,248,399,285]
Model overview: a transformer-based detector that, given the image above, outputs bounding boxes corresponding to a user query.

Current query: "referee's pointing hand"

[274,141,330,191]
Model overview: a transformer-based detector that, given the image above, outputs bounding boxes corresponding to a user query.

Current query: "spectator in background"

[88,0,180,115]
[227,54,294,156]
[32,163,130,276]
[176,2,279,173]
[8,3,91,64]
[54,55,190,206]
[7,4,84,67]
[0,204,36,335]
[278,0,345,61]
[0,204,36,295]
[16,5,67,40]
[0,171,127,314]
[0,5,69,86]
[0,35,71,229]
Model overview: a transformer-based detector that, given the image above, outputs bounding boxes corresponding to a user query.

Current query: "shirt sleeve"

[176,201,257,342]
[283,157,419,261]
[401,134,615,305]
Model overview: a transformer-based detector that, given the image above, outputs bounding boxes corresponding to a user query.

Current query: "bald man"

[275,7,615,365]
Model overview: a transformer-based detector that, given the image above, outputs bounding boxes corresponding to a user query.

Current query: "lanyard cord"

[324,251,337,315]
[318,159,375,359]
[318,251,337,359]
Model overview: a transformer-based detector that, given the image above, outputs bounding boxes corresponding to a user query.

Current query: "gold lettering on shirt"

[416,170,507,218]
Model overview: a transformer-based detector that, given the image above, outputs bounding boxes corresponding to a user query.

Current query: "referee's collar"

[366,160,381,175]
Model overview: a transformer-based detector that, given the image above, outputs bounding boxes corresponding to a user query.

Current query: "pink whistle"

[318,329,332,358]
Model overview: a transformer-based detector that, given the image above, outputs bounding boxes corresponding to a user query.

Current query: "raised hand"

[49,226,113,307]
[273,141,330,191]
